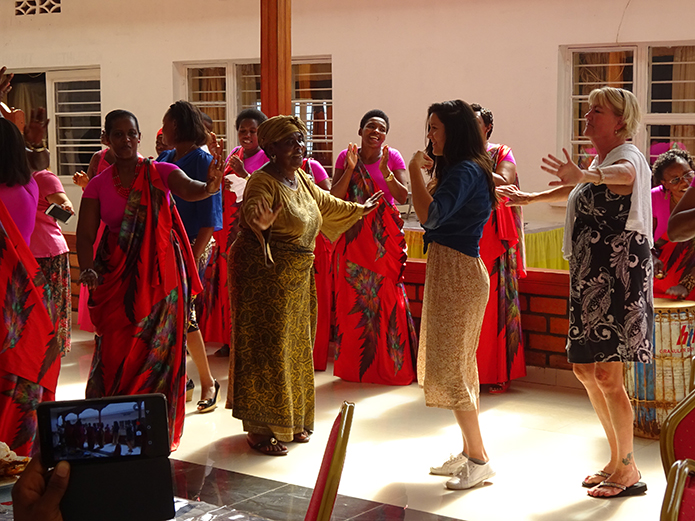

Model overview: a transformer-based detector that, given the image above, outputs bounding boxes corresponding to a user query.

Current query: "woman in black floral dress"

[500,87,652,499]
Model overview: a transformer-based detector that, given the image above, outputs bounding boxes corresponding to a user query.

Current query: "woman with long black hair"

[409,100,498,490]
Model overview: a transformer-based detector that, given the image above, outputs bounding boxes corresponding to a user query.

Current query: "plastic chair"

[661,389,695,476]
[660,459,695,521]
[304,401,355,521]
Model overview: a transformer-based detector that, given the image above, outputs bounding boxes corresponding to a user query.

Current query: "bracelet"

[592,167,605,185]
[384,171,395,182]
[79,269,97,284]
[680,274,695,292]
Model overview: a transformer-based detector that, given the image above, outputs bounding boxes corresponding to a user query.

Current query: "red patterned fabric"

[332,159,417,385]
[0,197,59,455]
[85,160,201,450]
[312,232,334,371]
[198,182,241,345]
[476,144,527,385]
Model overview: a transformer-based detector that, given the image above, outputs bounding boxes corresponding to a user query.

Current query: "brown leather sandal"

[246,436,288,456]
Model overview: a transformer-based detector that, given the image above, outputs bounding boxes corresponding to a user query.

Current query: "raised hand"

[345,143,359,171]
[227,155,248,178]
[72,171,89,188]
[24,107,49,147]
[362,190,384,215]
[543,148,584,187]
[252,198,282,231]
[379,145,390,175]
[409,150,434,172]
[205,139,225,193]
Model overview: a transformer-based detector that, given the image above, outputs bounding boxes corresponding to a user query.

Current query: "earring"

[270,154,277,162]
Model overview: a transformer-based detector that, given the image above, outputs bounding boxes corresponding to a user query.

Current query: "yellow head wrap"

[257,115,308,152]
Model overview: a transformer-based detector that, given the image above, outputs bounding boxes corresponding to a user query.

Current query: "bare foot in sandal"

[582,469,612,488]
[588,466,643,498]
[293,430,311,443]
[246,434,288,456]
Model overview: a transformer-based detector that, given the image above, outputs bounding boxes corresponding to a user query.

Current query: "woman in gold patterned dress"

[225,116,382,455]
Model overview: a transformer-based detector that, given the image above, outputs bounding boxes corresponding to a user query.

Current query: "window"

[566,45,695,169]
[183,59,333,176]
[46,70,102,177]
[188,67,228,151]
[236,62,333,176]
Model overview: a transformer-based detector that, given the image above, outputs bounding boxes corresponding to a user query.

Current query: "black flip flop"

[247,436,288,456]
[590,481,647,498]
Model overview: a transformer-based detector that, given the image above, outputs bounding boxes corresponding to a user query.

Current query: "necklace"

[112,161,140,198]
[269,161,297,187]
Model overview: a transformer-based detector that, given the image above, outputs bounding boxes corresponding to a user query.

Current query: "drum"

[624,298,695,439]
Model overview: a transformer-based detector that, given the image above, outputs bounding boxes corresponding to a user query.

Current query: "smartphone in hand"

[45,203,72,224]
[37,394,174,521]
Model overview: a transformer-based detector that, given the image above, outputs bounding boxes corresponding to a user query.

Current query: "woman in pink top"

[30,169,75,356]
[76,109,224,449]
[72,134,115,333]
[651,148,695,299]
[0,117,60,456]
[331,109,418,385]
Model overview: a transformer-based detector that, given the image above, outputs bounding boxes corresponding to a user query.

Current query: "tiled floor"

[58,326,667,521]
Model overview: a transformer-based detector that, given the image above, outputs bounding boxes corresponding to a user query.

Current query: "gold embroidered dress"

[226,169,363,441]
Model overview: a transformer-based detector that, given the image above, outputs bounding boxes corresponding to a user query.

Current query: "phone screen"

[45,203,72,224]
[38,395,170,467]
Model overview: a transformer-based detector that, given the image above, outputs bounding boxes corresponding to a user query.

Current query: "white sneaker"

[430,452,468,476]
[445,460,495,490]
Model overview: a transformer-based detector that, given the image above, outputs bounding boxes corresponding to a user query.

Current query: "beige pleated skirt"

[417,242,490,411]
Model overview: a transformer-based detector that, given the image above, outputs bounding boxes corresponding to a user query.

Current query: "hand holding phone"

[45,203,72,224]
[37,394,174,521]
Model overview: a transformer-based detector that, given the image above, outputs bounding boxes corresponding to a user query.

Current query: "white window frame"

[175,57,333,171]
[45,68,101,177]
[560,42,695,161]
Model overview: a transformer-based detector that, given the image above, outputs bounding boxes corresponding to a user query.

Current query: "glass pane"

[647,124,695,165]
[57,145,100,176]
[571,142,597,170]
[572,51,633,96]
[235,62,334,176]
[650,46,695,114]
[53,79,101,176]
[570,51,633,164]
[188,67,228,156]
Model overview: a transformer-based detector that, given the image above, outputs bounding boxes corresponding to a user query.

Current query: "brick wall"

[518,269,571,370]
[403,259,571,370]
[67,235,572,369]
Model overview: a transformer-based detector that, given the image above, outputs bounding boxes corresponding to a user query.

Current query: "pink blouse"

[334,147,406,205]
[0,179,39,245]
[30,170,69,257]
[83,162,179,231]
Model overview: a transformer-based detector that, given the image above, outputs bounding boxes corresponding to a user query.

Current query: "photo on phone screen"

[38,395,169,467]
[45,203,72,224]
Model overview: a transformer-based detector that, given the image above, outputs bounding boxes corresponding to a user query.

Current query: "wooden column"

[260,0,292,117]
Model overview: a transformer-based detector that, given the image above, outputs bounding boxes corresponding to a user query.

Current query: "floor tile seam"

[225,482,298,507]
[342,503,388,520]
